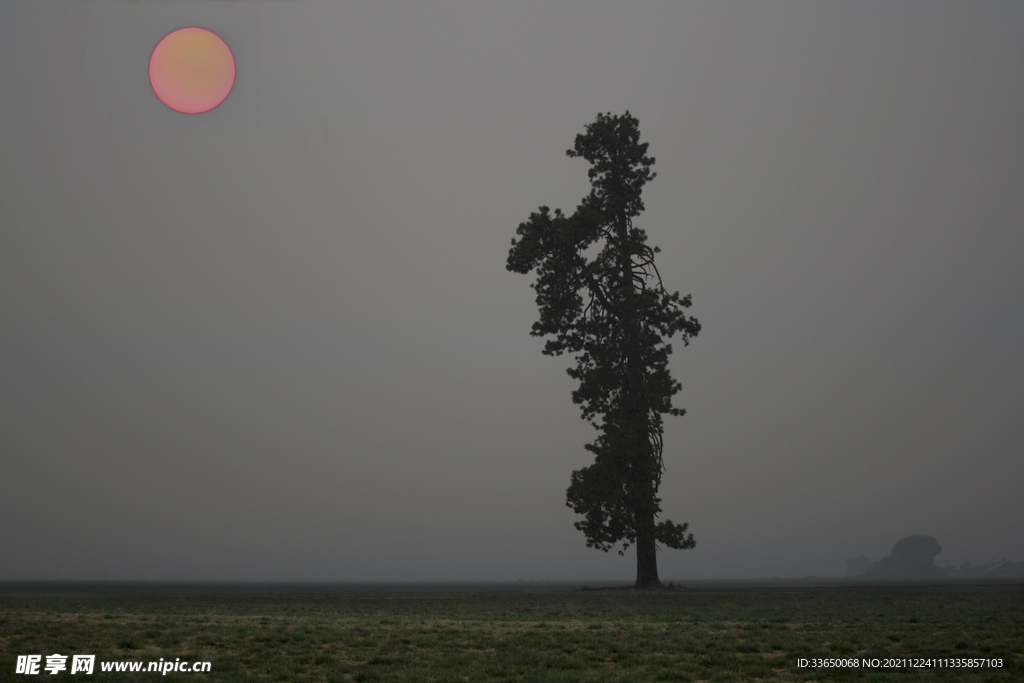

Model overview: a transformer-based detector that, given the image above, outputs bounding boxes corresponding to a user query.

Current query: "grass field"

[1,581,1021,682]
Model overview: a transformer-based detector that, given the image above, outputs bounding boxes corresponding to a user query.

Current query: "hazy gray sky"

[2,1,1021,581]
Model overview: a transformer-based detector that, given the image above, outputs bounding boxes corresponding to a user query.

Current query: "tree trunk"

[635,512,662,589]
[615,203,663,591]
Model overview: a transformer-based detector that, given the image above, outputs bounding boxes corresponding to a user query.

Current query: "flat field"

[1,581,1021,682]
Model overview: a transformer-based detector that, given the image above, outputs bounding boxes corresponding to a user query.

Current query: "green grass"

[1,581,1021,682]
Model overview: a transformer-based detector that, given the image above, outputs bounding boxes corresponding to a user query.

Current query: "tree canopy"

[506,112,700,587]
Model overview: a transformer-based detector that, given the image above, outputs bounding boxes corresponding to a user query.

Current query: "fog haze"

[2,1,1022,581]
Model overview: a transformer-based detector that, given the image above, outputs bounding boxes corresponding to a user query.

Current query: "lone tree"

[507,112,700,588]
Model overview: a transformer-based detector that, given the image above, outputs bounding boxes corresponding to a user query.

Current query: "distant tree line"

[954,558,1024,578]
[846,536,1024,579]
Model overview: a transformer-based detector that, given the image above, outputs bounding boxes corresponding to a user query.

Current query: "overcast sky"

[2,1,1022,582]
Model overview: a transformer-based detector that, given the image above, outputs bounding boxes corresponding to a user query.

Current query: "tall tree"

[507,112,700,588]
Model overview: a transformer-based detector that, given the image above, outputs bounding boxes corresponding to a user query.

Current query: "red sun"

[149,27,235,114]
